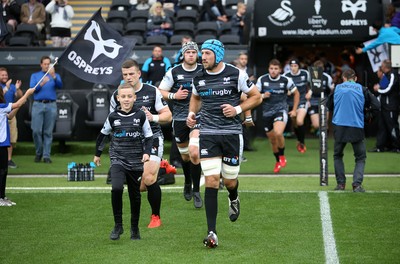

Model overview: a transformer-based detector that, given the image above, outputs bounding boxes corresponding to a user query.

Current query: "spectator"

[1,0,21,33]
[45,0,74,47]
[130,0,154,11]
[369,59,400,152]
[141,45,171,86]
[20,0,46,33]
[146,1,173,38]
[30,56,62,163]
[0,67,22,169]
[386,3,400,28]
[200,0,228,25]
[327,69,372,192]
[230,2,246,44]
[356,21,400,54]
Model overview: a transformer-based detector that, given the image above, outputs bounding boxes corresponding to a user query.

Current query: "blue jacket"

[332,81,365,129]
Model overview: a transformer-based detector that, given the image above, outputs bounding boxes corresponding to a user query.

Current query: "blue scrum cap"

[201,39,225,64]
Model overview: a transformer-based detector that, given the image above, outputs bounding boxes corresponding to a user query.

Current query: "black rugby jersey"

[192,63,254,135]
[159,63,203,121]
[284,69,310,105]
[256,74,295,117]
[96,109,153,171]
[110,83,169,137]
[309,72,334,106]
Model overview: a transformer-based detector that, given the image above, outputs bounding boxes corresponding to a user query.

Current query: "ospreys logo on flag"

[58,8,136,85]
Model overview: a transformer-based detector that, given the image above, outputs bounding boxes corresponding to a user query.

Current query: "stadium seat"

[219,21,232,35]
[176,9,198,23]
[53,92,79,152]
[179,0,200,11]
[196,21,218,37]
[194,34,215,45]
[145,35,168,46]
[106,10,129,25]
[170,34,186,46]
[129,10,149,23]
[225,0,239,10]
[8,36,32,46]
[107,22,124,35]
[218,34,240,45]
[110,0,131,11]
[173,21,195,37]
[124,22,146,37]
[125,35,144,45]
[85,84,111,128]
[14,24,39,46]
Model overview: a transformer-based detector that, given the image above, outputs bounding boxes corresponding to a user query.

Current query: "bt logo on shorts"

[223,156,239,165]
[198,88,232,97]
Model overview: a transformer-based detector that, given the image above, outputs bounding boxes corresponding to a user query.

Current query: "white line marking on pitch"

[319,191,340,264]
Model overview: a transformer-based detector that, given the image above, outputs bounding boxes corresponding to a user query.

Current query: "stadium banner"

[58,8,136,86]
[253,0,382,42]
[309,66,328,185]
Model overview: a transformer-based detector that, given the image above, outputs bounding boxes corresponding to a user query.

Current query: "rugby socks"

[228,180,239,201]
[182,160,192,185]
[111,188,123,225]
[191,163,202,192]
[146,182,162,216]
[297,125,306,144]
[274,152,280,162]
[205,187,218,233]
[278,147,285,156]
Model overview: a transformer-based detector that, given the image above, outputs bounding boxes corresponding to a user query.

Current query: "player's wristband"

[245,116,252,122]
[152,115,159,123]
[168,93,176,100]
[234,105,243,115]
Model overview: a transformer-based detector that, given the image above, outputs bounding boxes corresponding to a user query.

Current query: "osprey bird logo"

[84,20,123,63]
[341,0,367,19]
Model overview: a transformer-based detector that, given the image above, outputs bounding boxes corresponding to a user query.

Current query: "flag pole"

[32,57,59,89]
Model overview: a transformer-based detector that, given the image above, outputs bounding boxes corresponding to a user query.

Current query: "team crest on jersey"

[280,83,285,88]
[223,77,230,84]
[142,95,149,102]
[113,119,121,126]
[133,118,140,124]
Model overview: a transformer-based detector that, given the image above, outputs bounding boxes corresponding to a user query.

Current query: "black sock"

[274,152,280,162]
[297,125,305,144]
[278,147,285,156]
[146,182,161,216]
[205,187,218,233]
[111,189,123,225]
[294,126,300,141]
[181,160,192,185]
[227,180,239,201]
[191,163,201,192]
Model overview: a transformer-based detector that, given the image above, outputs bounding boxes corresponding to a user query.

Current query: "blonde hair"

[149,2,165,16]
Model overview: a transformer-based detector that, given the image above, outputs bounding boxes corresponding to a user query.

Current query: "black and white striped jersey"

[159,63,203,121]
[99,109,153,171]
[256,74,295,117]
[192,63,254,135]
[284,69,310,105]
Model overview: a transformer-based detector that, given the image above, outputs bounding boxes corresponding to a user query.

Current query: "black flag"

[58,8,136,86]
